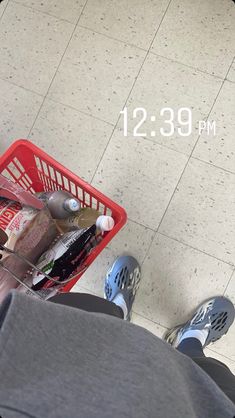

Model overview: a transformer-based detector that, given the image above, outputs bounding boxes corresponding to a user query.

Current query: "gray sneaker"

[165,296,235,348]
[104,256,141,320]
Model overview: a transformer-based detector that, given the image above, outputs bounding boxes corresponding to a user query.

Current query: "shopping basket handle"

[0,174,44,210]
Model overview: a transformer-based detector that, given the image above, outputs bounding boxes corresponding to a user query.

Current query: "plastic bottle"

[56,207,115,232]
[38,191,81,219]
[96,215,115,232]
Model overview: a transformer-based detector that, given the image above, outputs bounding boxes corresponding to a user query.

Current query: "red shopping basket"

[0,140,127,292]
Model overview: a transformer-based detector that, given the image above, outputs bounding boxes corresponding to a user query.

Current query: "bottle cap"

[65,198,81,212]
[96,215,115,232]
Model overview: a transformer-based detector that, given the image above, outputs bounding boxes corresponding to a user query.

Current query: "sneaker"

[104,256,141,320]
[165,296,235,348]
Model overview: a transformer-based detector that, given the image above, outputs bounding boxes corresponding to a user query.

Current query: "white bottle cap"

[65,198,81,212]
[96,215,115,232]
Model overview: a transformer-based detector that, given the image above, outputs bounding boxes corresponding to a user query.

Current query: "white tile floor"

[0,0,235,372]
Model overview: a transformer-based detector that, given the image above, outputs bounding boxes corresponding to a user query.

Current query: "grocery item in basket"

[37,190,81,219]
[56,207,115,232]
[17,275,61,300]
[96,215,115,232]
[0,173,44,210]
[31,225,97,290]
[0,198,38,249]
[0,198,58,302]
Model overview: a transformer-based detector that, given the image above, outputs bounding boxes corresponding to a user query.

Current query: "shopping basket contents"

[0,185,109,300]
[0,140,127,300]
[30,225,99,290]
[37,190,81,218]
[0,177,57,302]
[56,207,115,232]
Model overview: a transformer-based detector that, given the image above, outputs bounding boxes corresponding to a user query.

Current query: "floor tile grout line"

[10,0,78,24]
[121,128,190,158]
[206,347,235,363]
[156,231,235,268]
[225,78,235,85]
[73,283,100,297]
[78,24,148,52]
[90,0,174,184]
[150,51,225,81]
[191,156,235,177]
[223,268,235,297]
[0,0,10,23]
[27,0,90,139]
[47,97,115,127]
[132,310,169,330]
[225,55,235,83]
[0,75,45,97]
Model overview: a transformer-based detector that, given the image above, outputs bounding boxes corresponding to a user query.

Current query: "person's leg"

[177,337,205,357]
[50,292,124,319]
[165,297,235,404]
[177,337,235,404]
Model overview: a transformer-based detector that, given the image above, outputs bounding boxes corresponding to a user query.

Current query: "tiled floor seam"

[150,51,225,81]
[45,97,116,127]
[27,0,90,139]
[132,311,169,330]
[10,0,76,23]
[191,156,235,176]
[123,129,190,158]
[206,347,235,363]
[223,269,235,297]
[77,24,148,52]
[0,0,9,23]
[0,75,45,98]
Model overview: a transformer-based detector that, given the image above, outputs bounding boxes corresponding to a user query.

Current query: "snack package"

[31,225,98,290]
[0,198,58,302]
[0,174,44,210]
